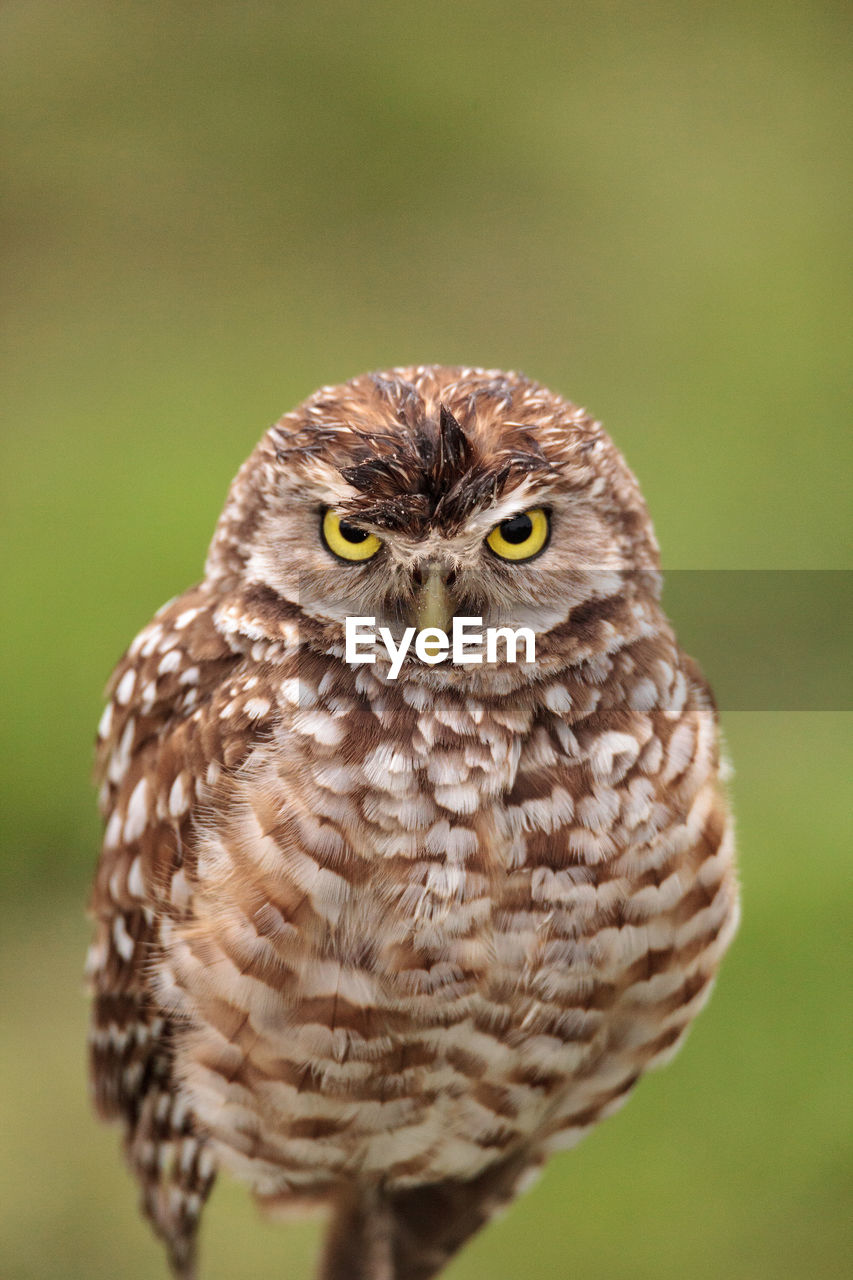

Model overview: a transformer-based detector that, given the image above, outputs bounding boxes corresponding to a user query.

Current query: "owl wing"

[87,585,274,1278]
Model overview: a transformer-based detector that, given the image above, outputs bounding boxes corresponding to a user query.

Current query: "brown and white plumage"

[87,365,739,1279]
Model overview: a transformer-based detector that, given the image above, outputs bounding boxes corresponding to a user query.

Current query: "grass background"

[1,2,850,1277]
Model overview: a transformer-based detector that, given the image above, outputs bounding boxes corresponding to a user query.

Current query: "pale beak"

[412,563,455,637]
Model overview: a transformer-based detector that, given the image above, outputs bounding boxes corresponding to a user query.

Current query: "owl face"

[207,366,661,683]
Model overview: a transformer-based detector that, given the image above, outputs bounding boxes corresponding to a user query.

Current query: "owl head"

[206,366,662,688]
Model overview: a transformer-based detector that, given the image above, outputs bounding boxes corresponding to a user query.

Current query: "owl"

[87,365,739,1280]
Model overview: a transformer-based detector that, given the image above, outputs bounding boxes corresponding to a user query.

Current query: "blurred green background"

[1,2,850,1277]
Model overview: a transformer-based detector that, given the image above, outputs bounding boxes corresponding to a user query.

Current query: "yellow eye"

[486,508,550,562]
[321,509,382,562]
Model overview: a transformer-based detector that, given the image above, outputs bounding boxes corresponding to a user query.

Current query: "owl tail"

[318,1151,540,1280]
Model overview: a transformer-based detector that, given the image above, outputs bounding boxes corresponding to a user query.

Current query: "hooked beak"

[411,563,455,636]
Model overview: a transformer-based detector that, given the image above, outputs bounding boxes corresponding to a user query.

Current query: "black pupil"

[339,520,369,544]
[499,513,533,544]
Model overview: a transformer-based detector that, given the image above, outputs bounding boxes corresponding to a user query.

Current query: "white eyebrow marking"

[461,478,552,537]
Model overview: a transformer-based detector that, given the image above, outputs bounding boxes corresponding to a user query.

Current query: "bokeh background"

[2,2,850,1277]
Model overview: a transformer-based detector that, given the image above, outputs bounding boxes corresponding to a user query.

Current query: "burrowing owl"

[87,366,739,1279]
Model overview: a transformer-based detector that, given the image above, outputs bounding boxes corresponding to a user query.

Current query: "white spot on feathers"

[112,914,135,961]
[104,810,123,850]
[629,677,658,712]
[123,778,150,843]
[292,708,344,746]
[543,684,573,714]
[281,677,317,707]
[170,867,191,908]
[84,939,107,977]
[97,702,113,739]
[157,649,182,675]
[662,720,697,783]
[169,773,190,818]
[127,855,145,899]
[434,782,480,814]
[245,697,271,720]
[107,717,136,785]
[139,625,163,658]
[115,669,136,705]
[588,731,640,783]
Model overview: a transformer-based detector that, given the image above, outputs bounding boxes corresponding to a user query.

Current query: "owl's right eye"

[321,509,383,562]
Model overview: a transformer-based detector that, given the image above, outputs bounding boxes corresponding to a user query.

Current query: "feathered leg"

[317,1150,540,1280]
[318,1182,395,1280]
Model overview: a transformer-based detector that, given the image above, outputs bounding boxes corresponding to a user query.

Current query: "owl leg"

[318,1182,396,1280]
[318,1150,540,1280]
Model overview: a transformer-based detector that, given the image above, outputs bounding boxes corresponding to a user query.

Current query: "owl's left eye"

[486,508,550,562]
[321,509,382,562]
